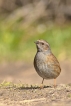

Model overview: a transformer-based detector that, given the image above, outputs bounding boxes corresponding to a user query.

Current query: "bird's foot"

[39,84,44,89]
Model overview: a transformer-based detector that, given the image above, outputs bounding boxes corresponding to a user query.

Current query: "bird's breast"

[34,52,60,79]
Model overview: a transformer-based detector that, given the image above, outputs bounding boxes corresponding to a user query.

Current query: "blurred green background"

[0,0,71,62]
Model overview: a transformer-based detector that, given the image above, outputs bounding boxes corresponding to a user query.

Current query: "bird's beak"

[34,40,39,44]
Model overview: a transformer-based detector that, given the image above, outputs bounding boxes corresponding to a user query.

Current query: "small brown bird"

[34,40,61,87]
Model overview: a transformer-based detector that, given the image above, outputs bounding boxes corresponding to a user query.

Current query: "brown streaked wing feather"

[46,53,61,74]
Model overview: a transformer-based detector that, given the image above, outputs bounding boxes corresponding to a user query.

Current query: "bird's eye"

[41,42,44,45]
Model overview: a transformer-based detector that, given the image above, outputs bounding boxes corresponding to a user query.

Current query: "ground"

[0,84,71,106]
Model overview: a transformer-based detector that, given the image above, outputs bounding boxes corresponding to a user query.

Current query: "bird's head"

[34,40,51,52]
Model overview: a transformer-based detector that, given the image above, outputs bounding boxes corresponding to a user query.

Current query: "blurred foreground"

[0,83,71,106]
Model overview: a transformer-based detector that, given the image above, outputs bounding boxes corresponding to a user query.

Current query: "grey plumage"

[34,40,61,81]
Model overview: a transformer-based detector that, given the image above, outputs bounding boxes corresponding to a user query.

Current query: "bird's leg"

[40,78,44,89]
[42,78,44,84]
[54,79,56,87]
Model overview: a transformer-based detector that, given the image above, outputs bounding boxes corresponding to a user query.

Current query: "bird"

[34,40,61,87]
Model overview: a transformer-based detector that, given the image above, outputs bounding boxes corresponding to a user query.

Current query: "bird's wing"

[46,53,61,74]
